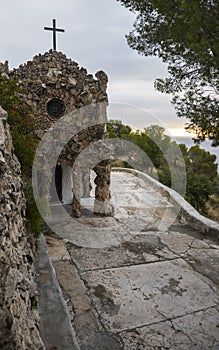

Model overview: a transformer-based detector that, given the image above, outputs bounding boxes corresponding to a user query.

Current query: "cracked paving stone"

[121,307,219,349]
[190,239,210,249]
[159,231,195,253]
[80,332,123,350]
[81,258,219,332]
[121,320,191,350]
[45,235,71,261]
[186,252,219,285]
[172,307,219,347]
[169,224,203,238]
[68,244,146,272]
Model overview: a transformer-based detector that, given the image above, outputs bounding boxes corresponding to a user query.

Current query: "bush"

[0,73,42,238]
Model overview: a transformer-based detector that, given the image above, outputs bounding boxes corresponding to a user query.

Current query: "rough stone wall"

[10,50,108,134]
[0,106,44,349]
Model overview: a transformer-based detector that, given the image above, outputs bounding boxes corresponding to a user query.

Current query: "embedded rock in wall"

[10,50,109,133]
[0,60,9,76]
[0,106,44,350]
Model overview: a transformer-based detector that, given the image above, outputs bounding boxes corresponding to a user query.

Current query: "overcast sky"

[0,0,207,136]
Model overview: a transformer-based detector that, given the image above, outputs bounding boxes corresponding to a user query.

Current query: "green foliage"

[0,73,42,237]
[23,182,42,239]
[185,173,215,214]
[106,119,132,138]
[188,145,217,181]
[157,165,171,187]
[184,145,218,213]
[30,296,38,310]
[117,0,219,145]
[107,119,218,214]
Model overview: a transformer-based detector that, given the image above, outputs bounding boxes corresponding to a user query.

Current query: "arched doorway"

[50,165,63,202]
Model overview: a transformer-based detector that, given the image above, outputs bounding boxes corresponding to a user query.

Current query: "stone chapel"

[7,50,111,217]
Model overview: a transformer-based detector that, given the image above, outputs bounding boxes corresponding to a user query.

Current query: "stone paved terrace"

[36,169,219,350]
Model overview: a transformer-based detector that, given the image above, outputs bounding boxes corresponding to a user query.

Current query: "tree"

[107,121,169,169]
[182,145,218,213]
[106,119,132,138]
[117,0,219,145]
[107,119,218,214]
[188,145,217,180]
[185,173,215,213]
[0,74,37,176]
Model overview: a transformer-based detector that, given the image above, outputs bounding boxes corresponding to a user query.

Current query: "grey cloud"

[0,0,184,131]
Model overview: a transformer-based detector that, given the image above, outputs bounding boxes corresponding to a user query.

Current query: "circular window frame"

[46,98,66,119]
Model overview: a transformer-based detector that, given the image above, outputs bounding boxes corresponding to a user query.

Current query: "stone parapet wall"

[112,167,219,241]
[0,106,44,349]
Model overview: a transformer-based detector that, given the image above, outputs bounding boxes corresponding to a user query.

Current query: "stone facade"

[10,51,108,132]
[0,106,44,349]
[9,51,111,217]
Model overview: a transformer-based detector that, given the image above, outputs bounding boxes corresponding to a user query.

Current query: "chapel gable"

[8,51,111,218]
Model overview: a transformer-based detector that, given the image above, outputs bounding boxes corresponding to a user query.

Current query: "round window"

[47,98,65,119]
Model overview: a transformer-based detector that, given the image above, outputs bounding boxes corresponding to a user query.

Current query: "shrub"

[0,72,42,238]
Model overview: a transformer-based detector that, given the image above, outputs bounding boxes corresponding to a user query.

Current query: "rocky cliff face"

[0,106,44,349]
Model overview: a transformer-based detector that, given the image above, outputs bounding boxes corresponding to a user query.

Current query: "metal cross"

[44,19,65,51]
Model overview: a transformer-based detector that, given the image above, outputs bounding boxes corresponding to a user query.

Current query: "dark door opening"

[50,165,63,202]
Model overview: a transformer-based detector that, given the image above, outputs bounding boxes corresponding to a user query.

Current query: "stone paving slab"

[67,232,179,273]
[41,170,219,349]
[43,227,219,349]
[68,243,146,272]
[120,307,219,350]
[82,258,218,332]
[46,210,130,249]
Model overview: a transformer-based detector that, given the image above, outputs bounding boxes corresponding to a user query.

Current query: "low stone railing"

[112,167,219,242]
